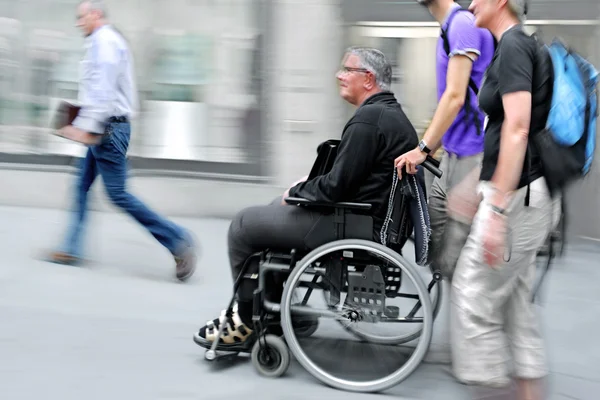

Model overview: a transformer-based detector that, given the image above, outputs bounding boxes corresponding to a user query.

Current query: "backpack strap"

[440,7,484,135]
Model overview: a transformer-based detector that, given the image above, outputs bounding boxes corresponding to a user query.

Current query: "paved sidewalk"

[0,205,597,400]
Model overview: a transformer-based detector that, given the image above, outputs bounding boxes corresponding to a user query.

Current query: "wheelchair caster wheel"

[251,334,290,378]
[205,350,216,361]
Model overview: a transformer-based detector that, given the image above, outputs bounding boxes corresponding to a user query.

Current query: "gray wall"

[340,0,599,22]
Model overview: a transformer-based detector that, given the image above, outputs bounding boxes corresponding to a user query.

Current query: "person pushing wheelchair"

[193,47,420,349]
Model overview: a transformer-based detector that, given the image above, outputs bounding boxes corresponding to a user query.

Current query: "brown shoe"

[45,251,82,266]
[175,249,196,281]
[174,233,199,282]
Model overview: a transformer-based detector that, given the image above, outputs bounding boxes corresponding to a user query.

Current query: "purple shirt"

[436,5,495,157]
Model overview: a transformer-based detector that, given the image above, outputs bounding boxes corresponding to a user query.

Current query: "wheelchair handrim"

[280,239,434,393]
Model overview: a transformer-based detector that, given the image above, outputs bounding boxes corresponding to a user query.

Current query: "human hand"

[282,175,309,205]
[281,188,290,205]
[56,125,101,145]
[394,148,427,179]
[482,211,507,267]
[291,175,309,187]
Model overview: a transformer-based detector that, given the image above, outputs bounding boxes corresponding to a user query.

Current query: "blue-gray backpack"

[531,38,599,196]
[530,37,598,303]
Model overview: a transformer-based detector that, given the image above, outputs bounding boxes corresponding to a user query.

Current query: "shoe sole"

[44,257,82,267]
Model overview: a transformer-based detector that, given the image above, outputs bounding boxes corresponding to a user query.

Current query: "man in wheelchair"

[194,47,420,350]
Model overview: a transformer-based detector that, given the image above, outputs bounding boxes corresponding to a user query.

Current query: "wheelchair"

[194,142,445,393]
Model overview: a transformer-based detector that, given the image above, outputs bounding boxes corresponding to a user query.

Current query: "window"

[0,0,269,176]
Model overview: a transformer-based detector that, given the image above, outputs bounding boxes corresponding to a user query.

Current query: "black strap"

[531,237,554,304]
[467,78,479,95]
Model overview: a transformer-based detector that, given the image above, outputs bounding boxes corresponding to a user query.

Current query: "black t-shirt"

[478,25,552,187]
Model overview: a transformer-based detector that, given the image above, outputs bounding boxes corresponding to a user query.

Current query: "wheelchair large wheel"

[280,239,434,393]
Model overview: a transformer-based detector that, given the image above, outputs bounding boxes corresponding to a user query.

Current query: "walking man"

[394,0,495,361]
[46,0,198,282]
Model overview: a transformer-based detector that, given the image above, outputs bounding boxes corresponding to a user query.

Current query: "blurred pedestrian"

[45,0,198,282]
[450,0,558,398]
[394,0,495,364]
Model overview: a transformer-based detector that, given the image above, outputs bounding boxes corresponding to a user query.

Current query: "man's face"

[468,0,499,28]
[336,53,372,106]
[76,3,97,37]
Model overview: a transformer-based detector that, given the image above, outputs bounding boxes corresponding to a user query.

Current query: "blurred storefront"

[0,0,599,237]
[0,0,269,177]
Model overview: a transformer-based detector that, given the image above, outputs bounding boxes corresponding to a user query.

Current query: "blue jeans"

[60,121,189,259]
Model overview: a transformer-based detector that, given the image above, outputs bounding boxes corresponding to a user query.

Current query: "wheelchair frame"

[198,196,443,393]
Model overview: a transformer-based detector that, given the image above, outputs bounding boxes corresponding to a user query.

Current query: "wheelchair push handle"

[422,156,443,179]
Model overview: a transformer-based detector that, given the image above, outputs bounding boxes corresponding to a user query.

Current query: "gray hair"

[345,46,393,91]
[81,0,107,17]
[507,0,528,22]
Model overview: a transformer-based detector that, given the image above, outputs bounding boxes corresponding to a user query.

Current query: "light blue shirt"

[73,25,138,134]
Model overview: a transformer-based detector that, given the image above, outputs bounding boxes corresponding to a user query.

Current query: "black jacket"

[289,91,419,235]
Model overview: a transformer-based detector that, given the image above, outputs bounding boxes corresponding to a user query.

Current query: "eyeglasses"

[339,66,370,74]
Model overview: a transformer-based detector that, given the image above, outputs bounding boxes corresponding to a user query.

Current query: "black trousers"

[228,197,334,308]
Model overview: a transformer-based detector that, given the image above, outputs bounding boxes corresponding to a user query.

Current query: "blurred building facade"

[0,0,599,238]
